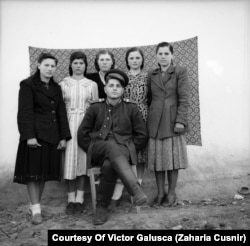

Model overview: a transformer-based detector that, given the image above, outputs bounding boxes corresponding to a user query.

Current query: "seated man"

[77,69,148,225]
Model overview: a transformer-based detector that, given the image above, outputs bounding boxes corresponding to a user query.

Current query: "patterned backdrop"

[29,36,202,146]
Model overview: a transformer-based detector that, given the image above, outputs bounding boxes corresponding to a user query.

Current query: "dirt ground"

[0,172,250,246]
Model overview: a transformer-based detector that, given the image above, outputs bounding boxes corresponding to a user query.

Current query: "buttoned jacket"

[147,65,190,139]
[77,99,148,168]
[17,72,71,144]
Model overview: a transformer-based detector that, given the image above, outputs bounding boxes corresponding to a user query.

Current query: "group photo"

[0,0,249,245]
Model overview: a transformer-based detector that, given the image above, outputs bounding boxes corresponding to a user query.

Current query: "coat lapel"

[162,65,174,88]
[35,80,59,99]
[151,68,165,91]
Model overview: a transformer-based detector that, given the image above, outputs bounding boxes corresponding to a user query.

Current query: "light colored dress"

[60,77,98,179]
[124,70,148,164]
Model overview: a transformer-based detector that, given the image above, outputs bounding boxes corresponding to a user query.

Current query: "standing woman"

[87,50,115,98]
[59,51,98,215]
[147,42,190,206]
[124,47,148,184]
[14,53,71,225]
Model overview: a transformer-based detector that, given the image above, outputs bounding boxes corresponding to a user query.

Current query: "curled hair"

[125,47,144,70]
[69,51,88,76]
[94,50,115,71]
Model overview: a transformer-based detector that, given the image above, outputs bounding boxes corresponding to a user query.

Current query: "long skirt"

[147,135,188,171]
[13,139,62,184]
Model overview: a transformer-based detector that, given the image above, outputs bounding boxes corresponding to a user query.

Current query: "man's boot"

[111,156,148,206]
[93,179,116,225]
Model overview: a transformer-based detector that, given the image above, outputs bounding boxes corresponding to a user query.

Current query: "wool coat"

[77,99,148,168]
[17,72,71,144]
[147,65,190,139]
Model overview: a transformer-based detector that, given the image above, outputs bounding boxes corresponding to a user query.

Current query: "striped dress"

[59,77,98,180]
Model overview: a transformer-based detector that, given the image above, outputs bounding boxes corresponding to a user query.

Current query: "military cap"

[104,69,129,87]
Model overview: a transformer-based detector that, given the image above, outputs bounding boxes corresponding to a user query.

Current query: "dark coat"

[77,99,148,168]
[86,73,107,99]
[17,72,71,144]
[147,65,190,139]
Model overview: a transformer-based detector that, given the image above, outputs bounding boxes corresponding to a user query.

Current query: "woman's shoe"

[164,194,177,207]
[66,202,76,215]
[74,202,85,214]
[31,213,43,225]
[108,198,121,212]
[151,193,167,206]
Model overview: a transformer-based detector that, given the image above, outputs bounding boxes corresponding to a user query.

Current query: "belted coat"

[147,65,190,139]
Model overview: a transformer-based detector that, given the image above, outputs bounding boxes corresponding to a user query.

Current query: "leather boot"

[111,156,148,206]
[93,179,116,225]
[93,205,109,225]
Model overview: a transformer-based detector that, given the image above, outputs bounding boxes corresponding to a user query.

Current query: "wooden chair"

[87,165,137,213]
[87,167,101,214]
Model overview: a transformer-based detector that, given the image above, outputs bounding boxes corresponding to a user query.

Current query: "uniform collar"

[105,98,122,107]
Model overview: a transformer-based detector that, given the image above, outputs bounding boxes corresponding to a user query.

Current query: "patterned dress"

[59,77,98,179]
[124,70,148,164]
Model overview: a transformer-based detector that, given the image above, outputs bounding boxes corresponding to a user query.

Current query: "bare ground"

[0,173,250,246]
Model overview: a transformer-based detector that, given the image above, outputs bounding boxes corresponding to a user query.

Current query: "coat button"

[52,110,55,114]
[107,117,109,120]
[104,125,106,128]
[51,100,54,104]
[99,133,102,136]
[53,119,56,122]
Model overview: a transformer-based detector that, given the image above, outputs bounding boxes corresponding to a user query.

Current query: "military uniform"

[77,69,148,225]
[77,98,148,169]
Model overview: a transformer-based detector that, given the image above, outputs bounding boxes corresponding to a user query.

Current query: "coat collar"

[32,73,59,99]
[151,64,175,75]
[151,65,175,91]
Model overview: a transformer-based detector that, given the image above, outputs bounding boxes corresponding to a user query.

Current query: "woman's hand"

[174,123,185,133]
[57,140,66,150]
[27,138,42,148]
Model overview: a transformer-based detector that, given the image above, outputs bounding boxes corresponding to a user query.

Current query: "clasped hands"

[27,138,66,150]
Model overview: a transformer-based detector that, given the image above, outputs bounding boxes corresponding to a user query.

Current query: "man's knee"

[101,159,117,183]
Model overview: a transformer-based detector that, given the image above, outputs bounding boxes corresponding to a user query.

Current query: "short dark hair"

[94,50,115,71]
[37,52,58,65]
[125,47,144,70]
[69,51,88,76]
[156,42,174,54]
